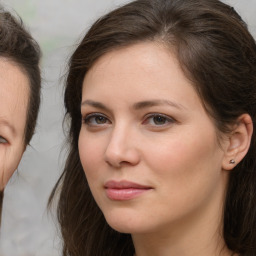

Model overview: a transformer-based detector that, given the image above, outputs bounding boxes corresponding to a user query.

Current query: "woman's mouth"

[104,180,152,201]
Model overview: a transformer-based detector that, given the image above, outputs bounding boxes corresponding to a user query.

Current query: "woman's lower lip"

[105,188,151,201]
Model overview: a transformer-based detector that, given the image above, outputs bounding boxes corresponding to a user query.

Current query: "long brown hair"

[50,0,256,255]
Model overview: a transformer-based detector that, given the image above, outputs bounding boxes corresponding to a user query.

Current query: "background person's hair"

[0,7,41,222]
[49,0,256,255]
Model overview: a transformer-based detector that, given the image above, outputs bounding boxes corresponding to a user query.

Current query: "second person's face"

[79,42,229,236]
[0,59,29,190]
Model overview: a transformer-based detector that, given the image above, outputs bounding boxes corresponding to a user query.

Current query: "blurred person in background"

[0,6,41,224]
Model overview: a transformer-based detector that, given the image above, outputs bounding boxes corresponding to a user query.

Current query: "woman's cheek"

[79,133,103,173]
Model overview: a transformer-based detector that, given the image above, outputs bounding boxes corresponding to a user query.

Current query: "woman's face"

[0,58,29,190]
[79,42,230,235]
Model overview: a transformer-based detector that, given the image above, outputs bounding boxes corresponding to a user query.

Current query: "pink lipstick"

[104,180,152,201]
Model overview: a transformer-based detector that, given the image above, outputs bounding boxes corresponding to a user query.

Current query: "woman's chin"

[105,214,160,235]
[105,213,146,234]
[106,218,137,233]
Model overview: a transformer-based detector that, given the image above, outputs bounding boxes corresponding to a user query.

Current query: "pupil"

[153,116,166,125]
[96,116,106,124]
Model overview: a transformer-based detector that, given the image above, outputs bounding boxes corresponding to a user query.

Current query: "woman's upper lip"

[104,180,152,189]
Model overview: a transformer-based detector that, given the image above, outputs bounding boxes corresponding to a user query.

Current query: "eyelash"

[82,112,175,127]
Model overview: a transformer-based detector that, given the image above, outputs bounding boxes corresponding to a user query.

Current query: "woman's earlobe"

[222,114,253,171]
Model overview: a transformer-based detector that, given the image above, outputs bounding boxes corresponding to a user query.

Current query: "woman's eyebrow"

[81,99,186,111]
[81,100,109,111]
[133,100,186,110]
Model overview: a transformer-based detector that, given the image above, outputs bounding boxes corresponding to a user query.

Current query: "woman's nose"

[104,126,140,168]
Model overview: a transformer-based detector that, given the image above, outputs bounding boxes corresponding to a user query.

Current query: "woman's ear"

[222,114,253,171]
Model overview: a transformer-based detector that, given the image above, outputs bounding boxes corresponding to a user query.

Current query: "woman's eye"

[152,115,168,125]
[83,114,110,126]
[144,114,175,126]
[0,136,7,144]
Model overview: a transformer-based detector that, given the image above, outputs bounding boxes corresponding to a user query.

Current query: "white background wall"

[0,0,255,255]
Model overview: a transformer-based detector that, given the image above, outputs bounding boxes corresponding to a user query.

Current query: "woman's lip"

[104,180,152,189]
[104,180,152,201]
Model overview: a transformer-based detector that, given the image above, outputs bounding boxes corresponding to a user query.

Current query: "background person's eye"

[0,136,8,144]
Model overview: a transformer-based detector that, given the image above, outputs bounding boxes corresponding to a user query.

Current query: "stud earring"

[229,159,236,164]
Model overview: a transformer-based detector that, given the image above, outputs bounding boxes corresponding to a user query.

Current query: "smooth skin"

[0,58,29,191]
[79,42,252,256]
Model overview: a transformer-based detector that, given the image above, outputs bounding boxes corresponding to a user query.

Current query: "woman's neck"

[132,187,232,256]
[132,231,232,256]
[132,220,233,256]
